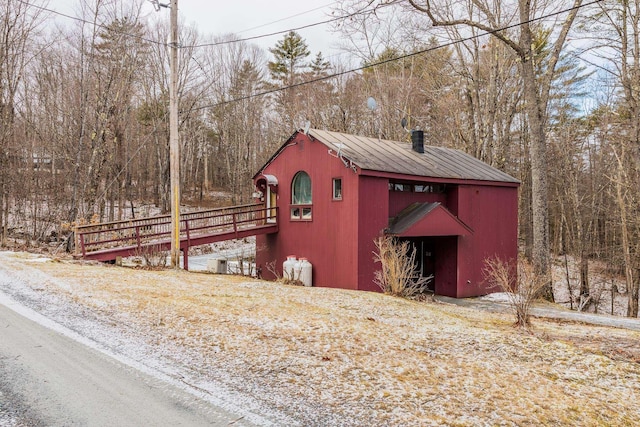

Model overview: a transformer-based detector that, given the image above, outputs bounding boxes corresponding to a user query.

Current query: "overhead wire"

[15,0,164,46]
[17,0,390,50]
[22,0,606,115]
[186,0,605,114]
[186,1,402,48]
[232,1,337,34]
[22,0,604,200]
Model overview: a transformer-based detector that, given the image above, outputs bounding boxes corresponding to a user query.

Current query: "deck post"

[183,248,188,271]
[73,203,275,262]
[233,213,238,238]
[135,226,141,250]
[79,232,86,257]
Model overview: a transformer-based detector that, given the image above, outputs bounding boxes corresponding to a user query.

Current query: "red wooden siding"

[256,133,360,289]
[454,185,519,297]
[255,130,519,298]
[390,203,472,237]
[356,176,389,292]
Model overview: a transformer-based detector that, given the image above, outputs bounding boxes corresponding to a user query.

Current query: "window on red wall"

[291,171,312,220]
[332,178,342,200]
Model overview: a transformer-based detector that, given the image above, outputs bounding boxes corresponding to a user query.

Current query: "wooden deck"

[74,203,278,270]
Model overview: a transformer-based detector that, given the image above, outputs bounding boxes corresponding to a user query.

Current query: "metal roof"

[387,202,473,236]
[308,128,519,184]
[388,202,441,234]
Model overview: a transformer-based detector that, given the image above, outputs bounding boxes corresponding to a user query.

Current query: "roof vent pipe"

[411,129,424,154]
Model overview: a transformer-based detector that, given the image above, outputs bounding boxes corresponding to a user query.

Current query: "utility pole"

[169,0,181,268]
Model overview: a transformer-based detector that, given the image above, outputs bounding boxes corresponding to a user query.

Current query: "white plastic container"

[297,257,313,287]
[207,257,227,274]
[283,255,297,280]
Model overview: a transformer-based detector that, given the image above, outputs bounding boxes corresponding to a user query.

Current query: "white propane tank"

[298,257,313,287]
[283,255,297,280]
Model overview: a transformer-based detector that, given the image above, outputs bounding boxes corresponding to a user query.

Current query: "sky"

[55,0,346,60]
[177,0,340,54]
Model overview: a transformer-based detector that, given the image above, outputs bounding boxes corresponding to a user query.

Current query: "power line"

[186,1,401,49]
[186,0,604,114]
[15,0,164,46]
[23,0,399,52]
[25,0,604,116]
[234,1,337,34]
[18,0,391,51]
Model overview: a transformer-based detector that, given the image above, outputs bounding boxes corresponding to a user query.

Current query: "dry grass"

[2,251,640,426]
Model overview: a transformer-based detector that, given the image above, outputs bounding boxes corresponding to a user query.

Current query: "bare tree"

[582,0,640,316]
[0,0,47,244]
[403,0,585,301]
[203,34,268,203]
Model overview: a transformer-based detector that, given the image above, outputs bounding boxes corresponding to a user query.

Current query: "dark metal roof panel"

[388,202,473,236]
[309,128,519,184]
[388,202,440,234]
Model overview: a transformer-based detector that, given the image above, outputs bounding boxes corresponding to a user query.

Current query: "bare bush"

[373,236,431,298]
[483,257,547,329]
[588,281,607,314]
[266,260,304,286]
[265,260,281,280]
[134,244,168,268]
[230,249,255,277]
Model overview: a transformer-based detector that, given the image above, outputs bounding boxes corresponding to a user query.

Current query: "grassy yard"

[2,252,639,426]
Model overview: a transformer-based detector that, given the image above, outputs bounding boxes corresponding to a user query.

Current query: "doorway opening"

[402,236,458,295]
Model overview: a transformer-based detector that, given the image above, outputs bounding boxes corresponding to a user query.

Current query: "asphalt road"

[0,302,254,427]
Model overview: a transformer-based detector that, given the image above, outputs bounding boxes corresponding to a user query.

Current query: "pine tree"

[268,31,311,133]
[268,31,310,84]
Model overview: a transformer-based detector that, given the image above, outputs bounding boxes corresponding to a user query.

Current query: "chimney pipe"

[411,130,424,153]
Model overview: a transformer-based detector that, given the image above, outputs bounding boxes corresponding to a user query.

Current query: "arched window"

[291,171,312,220]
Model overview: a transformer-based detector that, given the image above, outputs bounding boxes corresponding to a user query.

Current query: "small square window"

[333,178,342,200]
[291,207,301,219]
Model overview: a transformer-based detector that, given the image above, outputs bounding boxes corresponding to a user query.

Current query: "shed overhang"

[387,202,472,237]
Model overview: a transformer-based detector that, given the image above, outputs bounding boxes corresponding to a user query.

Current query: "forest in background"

[1,0,639,315]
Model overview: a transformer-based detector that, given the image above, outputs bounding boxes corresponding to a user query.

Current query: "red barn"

[254,128,519,298]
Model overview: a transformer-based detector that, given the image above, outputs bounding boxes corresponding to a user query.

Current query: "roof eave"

[252,130,301,180]
[359,169,520,187]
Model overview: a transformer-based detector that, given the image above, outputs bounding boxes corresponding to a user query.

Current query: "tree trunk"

[615,152,637,317]
[0,180,5,247]
[580,250,590,298]
[519,20,553,301]
[633,268,640,318]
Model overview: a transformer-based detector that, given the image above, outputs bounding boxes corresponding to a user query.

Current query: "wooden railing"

[75,203,277,258]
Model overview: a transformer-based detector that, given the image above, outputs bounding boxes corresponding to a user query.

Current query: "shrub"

[266,260,304,286]
[483,256,547,329]
[373,235,431,298]
[134,244,168,268]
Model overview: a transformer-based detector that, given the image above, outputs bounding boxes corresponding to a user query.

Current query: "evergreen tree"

[310,52,331,76]
[268,31,311,84]
[268,31,311,133]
